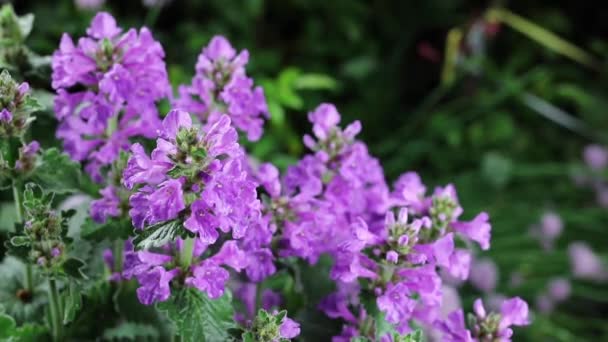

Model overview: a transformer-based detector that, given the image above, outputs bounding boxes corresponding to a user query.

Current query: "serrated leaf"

[62,282,82,324]
[133,219,184,250]
[61,257,87,280]
[156,288,234,342]
[30,148,83,194]
[102,321,159,341]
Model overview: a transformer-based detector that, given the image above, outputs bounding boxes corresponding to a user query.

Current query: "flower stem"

[12,181,33,292]
[48,277,62,341]
[113,240,124,273]
[179,238,195,269]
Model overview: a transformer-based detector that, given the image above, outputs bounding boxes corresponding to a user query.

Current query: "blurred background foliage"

[5,0,608,340]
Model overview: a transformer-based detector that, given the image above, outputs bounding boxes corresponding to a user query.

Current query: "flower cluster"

[174,35,268,141]
[119,109,271,304]
[51,12,170,181]
[0,70,35,138]
[436,297,529,342]
[17,186,72,269]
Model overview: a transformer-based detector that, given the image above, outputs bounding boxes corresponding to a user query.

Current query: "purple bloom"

[434,310,473,342]
[451,212,491,250]
[185,261,230,299]
[173,35,268,141]
[261,290,282,311]
[52,12,170,181]
[279,317,301,339]
[584,144,608,171]
[210,240,248,272]
[469,258,498,293]
[540,211,563,241]
[568,242,607,281]
[245,248,276,282]
[90,186,121,223]
[147,179,186,222]
[377,282,417,330]
[136,266,179,305]
[0,109,12,122]
[547,277,571,301]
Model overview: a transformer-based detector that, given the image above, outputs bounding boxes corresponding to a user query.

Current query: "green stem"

[48,277,62,341]
[113,240,124,273]
[179,238,195,269]
[12,181,33,292]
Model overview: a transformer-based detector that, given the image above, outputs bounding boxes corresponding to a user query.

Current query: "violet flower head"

[584,144,608,171]
[540,211,563,241]
[568,241,607,281]
[279,317,301,339]
[547,277,571,302]
[52,12,170,181]
[174,35,268,141]
[469,258,498,293]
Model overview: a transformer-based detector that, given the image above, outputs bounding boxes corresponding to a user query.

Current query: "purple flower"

[584,144,608,171]
[185,261,230,299]
[499,297,530,328]
[147,179,186,222]
[540,211,563,241]
[245,248,276,282]
[377,282,417,330]
[210,240,248,272]
[135,266,179,305]
[0,109,12,122]
[434,310,473,342]
[279,317,301,339]
[90,185,121,223]
[262,290,282,311]
[469,258,498,293]
[547,277,571,301]
[568,242,607,281]
[173,35,268,141]
[52,12,170,181]
[451,212,491,250]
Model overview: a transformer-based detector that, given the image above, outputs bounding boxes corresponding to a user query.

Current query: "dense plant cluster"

[0,5,547,342]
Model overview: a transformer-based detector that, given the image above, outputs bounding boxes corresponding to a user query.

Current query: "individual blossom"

[583,144,608,171]
[52,12,170,181]
[568,242,607,281]
[174,35,268,141]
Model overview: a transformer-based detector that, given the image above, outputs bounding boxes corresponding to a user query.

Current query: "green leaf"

[0,256,46,324]
[102,321,159,341]
[9,236,30,247]
[30,148,83,195]
[0,312,16,338]
[294,73,338,91]
[133,219,185,250]
[403,329,423,342]
[156,288,234,342]
[81,217,133,242]
[61,257,87,280]
[62,282,82,324]
[16,13,34,39]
